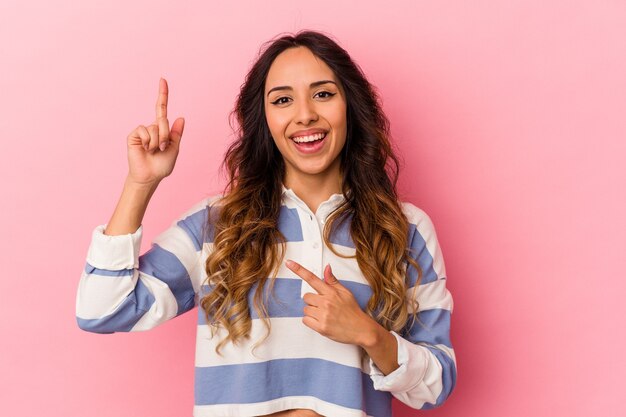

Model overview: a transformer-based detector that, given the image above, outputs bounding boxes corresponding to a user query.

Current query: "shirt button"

[312,242,320,249]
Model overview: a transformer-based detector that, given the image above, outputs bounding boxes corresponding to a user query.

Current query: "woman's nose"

[294,98,319,125]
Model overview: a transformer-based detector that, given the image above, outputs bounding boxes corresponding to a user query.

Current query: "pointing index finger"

[156,78,168,119]
[285,260,328,294]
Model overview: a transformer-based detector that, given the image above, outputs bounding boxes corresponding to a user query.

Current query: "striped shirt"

[75,185,456,416]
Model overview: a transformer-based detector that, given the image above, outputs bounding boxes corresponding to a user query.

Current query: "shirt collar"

[281,184,346,213]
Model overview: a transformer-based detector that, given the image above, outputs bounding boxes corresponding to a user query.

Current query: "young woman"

[76,30,456,417]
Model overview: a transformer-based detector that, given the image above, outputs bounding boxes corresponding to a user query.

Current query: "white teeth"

[291,132,326,143]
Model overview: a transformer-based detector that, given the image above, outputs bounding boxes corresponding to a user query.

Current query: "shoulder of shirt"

[398,199,436,230]
[175,193,226,221]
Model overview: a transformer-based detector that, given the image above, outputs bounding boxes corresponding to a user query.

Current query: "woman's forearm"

[103,177,159,236]
[359,319,400,376]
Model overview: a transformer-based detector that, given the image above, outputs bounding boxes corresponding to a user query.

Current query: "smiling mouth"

[289,132,328,153]
[290,132,327,144]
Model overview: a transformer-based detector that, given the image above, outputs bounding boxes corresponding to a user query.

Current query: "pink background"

[1,1,624,416]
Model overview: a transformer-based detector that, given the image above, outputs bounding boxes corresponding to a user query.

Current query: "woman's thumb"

[170,117,185,145]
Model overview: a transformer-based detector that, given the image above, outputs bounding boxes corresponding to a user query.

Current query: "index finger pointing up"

[156,78,168,119]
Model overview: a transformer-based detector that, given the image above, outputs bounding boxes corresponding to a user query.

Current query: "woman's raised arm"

[104,78,185,236]
[76,79,206,334]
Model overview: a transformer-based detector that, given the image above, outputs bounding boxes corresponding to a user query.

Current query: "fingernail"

[144,144,149,151]
[159,142,167,151]
[285,259,295,268]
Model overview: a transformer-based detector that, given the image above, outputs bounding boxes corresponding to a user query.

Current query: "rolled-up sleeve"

[75,197,215,334]
[368,203,457,409]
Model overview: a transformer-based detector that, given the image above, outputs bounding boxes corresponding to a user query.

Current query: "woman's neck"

[283,172,342,214]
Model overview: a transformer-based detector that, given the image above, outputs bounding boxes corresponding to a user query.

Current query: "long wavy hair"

[200,30,423,355]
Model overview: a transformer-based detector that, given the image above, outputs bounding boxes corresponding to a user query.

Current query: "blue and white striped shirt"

[76,186,456,416]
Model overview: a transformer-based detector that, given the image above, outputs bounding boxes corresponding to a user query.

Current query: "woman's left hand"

[285,260,374,346]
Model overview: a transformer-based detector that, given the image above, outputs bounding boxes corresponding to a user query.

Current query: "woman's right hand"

[126,78,185,186]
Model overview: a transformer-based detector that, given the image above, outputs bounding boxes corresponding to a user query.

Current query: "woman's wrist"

[124,176,160,194]
[358,318,400,376]
[103,177,159,236]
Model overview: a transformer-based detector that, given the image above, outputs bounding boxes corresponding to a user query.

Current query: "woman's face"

[264,46,347,186]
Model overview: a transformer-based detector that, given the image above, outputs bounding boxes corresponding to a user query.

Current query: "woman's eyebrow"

[266,80,337,97]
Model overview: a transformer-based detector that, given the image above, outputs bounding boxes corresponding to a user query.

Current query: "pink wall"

[1,1,624,416]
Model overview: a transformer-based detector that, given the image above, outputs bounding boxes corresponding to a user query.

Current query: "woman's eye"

[316,91,336,99]
[271,97,290,105]
[270,92,335,105]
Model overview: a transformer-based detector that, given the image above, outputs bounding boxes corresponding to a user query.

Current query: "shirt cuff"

[86,224,143,270]
[368,330,430,392]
